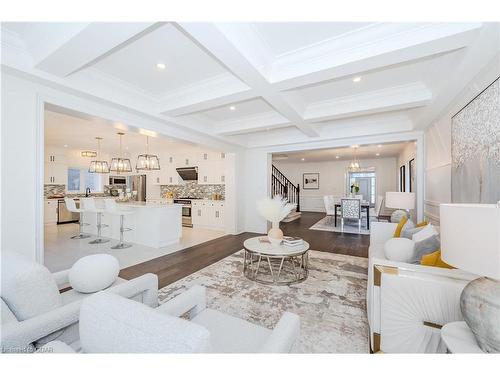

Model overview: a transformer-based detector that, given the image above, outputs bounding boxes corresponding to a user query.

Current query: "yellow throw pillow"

[393,216,408,238]
[416,221,428,228]
[421,250,454,269]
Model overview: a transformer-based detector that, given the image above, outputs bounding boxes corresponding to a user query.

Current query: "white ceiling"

[2,21,499,149]
[273,142,413,163]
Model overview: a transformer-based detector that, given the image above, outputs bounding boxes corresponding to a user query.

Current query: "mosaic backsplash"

[44,184,66,197]
[160,182,225,199]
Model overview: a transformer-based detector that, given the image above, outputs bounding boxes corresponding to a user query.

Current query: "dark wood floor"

[120,211,369,288]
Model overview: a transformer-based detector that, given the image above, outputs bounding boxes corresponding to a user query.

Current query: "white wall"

[274,157,398,212]
[424,55,500,224]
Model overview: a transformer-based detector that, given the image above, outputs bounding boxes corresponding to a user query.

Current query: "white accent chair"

[40,286,300,353]
[341,198,362,232]
[0,251,158,353]
[64,198,90,239]
[367,221,477,353]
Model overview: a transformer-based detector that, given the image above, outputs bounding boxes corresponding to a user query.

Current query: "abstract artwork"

[451,77,500,203]
[303,173,319,189]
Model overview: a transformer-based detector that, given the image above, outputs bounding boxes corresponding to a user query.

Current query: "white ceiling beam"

[36,22,159,77]
[304,82,432,122]
[214,112,291,136]
[176,22,319,137]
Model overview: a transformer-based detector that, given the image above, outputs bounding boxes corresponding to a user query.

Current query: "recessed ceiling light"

[377,144,382,148]
[156,63,166,70]
[351,144,359,149]
[229,106,236,111]
[376,153,380,156]
[301,158,305,161]
[353,76,362,83]
[63,144,68,148]
[335,155,340,159]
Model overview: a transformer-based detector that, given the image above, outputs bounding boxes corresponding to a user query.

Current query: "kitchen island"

[81,200,182,249]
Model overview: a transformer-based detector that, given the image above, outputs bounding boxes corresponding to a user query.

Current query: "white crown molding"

[304,82,432,122]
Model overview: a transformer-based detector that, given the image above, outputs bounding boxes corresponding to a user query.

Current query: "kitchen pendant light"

[81,150,97,157]
[88,137,110,174]
[110,132,132,173]
[136,136,160,171]
[348,146,361,172]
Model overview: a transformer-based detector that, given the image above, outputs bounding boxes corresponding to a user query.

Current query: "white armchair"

[367,222,476,353]
[0,251,158,353]
[41,285,300,353]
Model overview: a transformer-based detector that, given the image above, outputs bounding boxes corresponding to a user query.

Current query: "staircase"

[271,165,301,222]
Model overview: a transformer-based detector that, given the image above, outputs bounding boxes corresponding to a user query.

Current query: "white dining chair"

[340,198,362,233]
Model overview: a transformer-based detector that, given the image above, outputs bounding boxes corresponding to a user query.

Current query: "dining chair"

[340,198,362,233]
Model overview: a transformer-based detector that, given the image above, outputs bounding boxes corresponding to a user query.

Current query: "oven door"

[181,205,192,227]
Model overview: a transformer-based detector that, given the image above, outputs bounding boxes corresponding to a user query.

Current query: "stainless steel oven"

[109,176,127,185]
[174,198,198,227]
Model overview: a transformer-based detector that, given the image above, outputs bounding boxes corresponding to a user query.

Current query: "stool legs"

[71,212,91,239]
[89,212,109,244]
[111,214,132,249]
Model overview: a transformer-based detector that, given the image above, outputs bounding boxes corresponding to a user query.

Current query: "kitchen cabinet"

[191,200,225,230]
[44,200,58,224]
[197,154,226,185]
[44,162,68,184]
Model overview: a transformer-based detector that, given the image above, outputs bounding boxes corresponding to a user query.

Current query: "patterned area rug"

[309,214,380,235]
[158,250,369,353]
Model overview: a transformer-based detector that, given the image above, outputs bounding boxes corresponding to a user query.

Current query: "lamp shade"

[440,204,500,279]
[385,192,415,210]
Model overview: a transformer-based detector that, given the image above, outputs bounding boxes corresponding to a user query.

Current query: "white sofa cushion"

[79,292,211,353]
[384,238,415,263]
[1,252,62,321]
[69,254,119,294]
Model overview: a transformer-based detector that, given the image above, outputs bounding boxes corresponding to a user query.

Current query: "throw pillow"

[412,223,438,242]
[401,221,424,239]
[410,234,441,264]
[393,216,408,237]
[384,238,415,263]
[416,221,428,227]
[69,254,120,294]
[421,250,454,269]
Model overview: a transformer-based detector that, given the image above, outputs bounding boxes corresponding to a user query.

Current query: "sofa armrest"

[52,269,70,290]
[108,273,159,308]
[260,312,300,353]
[156,285,207,319]
[369,221,397,245]
[1,300,82,353]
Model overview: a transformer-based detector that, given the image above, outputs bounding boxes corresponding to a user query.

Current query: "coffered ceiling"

[2,22,499,149]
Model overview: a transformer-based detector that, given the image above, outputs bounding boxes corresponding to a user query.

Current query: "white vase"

[267,221,283,246]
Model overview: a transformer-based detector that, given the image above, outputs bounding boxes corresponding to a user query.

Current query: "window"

[67,168,81,191]
[84,171,101,191]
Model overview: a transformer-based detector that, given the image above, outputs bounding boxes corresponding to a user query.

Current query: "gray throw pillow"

[401,226,424,239]
[410,234,440,264]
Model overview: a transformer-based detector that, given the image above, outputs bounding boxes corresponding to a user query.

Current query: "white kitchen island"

[82,200,182,249]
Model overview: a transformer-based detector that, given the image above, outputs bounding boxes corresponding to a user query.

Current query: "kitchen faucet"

[85,188,91,197]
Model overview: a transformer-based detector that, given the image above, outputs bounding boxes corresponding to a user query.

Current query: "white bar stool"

[64,197,91,239]
[80,197,110,244]
[104,198,133,249]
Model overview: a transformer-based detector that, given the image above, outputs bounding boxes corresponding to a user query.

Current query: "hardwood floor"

[120,211,369,288]
[280,211,369,258]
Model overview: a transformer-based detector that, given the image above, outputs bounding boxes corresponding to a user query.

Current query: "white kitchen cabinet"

[44,162,68,184]
[191,200,224,230]
[44,200,58,224]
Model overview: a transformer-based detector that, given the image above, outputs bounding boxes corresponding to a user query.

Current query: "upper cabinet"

[197,151,226,185]
[44,148,67,184]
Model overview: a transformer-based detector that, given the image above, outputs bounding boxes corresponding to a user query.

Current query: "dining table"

[334,202,371,229]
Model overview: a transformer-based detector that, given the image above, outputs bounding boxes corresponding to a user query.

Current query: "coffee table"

[243,236,310,285]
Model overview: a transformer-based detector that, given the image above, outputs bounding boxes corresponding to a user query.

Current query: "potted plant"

[350,182,360,197]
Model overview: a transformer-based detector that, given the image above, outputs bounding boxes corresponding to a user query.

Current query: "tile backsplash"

[44,184,66,197]
[160,182,225,199]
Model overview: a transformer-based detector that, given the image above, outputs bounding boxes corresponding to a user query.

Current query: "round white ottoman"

[69,254,120,293]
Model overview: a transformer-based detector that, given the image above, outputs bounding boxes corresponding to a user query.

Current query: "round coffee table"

[243,236,310,285]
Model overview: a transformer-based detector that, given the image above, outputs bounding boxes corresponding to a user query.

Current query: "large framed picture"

[303,173,319,190]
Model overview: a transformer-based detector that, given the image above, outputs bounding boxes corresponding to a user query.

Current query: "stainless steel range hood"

[176,167,198,181]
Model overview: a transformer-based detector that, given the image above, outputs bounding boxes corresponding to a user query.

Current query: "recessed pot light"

[156,63,166,70]
[301,158,305,161]
[377,144,382,148]
[335,155,340,159]
[376,153,380,156]
[229,106,236,111]
[353,76,362,83]
[63,144,68,148]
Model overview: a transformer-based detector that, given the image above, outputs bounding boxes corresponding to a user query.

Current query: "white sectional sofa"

[367,221,477,353]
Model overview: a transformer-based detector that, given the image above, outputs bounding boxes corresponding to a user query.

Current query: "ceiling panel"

[194,98,276,122]
[252,22,374,56]
[91,23,236,96]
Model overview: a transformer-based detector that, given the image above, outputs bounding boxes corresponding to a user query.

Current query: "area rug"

[309,214,381,235]
[158,250,369,353]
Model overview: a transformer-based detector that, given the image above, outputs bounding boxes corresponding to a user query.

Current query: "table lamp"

[440,203,500,353]
[385,192,415,222]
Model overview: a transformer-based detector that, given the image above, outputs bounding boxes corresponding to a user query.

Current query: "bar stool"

[64,197,91,239]
[80,197,110,244]
[104,198,133,249]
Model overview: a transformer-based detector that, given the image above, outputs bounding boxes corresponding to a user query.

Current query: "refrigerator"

[129,175,147,202]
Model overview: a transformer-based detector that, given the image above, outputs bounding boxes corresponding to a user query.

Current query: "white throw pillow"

[384,238,415,263]
[1,251,62,321]
[69,254,120,294]
[412,224,438,242]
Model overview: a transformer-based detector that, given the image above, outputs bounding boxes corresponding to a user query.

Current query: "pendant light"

[81,150,97,157]
[348,146,361,172]
[88,137,110,173]
[136,136,160,171]
[110,132,132,173]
